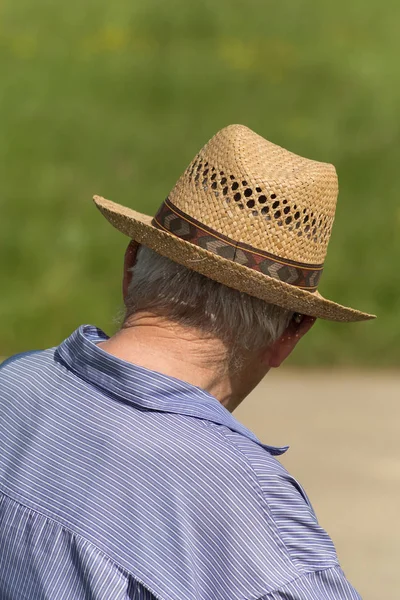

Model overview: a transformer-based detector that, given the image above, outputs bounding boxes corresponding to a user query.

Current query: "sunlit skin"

[98,241,315,413]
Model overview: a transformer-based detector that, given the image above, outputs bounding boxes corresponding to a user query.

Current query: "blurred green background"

[1,0,398,364]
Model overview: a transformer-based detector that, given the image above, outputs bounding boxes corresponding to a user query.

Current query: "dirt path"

[234,369,400,600]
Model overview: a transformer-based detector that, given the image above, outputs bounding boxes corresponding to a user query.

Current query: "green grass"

[0,0,399,365]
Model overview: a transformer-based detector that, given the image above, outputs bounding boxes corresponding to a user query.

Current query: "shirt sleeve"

[260,566,362,600]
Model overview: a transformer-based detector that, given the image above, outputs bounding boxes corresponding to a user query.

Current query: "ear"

[122,241,140,303]
[264,315,316,368]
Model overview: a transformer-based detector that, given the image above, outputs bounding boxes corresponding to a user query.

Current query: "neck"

[98,313,265,411]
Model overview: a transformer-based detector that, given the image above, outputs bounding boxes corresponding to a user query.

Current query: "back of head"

[125,246,293,357]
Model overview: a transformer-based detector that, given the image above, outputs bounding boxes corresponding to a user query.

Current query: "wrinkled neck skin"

[97,312,270,412]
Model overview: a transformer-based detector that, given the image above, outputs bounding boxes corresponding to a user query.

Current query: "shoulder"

[214,425,340,574]
[0,348,60,394]
[1,350,43,369]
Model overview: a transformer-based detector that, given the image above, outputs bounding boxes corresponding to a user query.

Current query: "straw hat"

[94,124,375,322]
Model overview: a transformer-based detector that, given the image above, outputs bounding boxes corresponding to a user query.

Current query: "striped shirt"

[0,324,361,599]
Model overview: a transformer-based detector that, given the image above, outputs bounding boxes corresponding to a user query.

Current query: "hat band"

[152,198,323,291]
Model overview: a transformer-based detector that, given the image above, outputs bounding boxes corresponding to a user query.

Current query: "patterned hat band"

[152,198,323,291]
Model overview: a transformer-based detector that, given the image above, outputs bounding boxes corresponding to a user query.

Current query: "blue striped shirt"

[0,325,361,599]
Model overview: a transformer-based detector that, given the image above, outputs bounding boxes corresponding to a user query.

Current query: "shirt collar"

[56,325,288,456]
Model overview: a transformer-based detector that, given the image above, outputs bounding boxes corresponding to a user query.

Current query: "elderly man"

[0,125,374,599]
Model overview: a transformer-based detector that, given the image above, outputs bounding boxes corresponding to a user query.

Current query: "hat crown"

[168,124,338,266]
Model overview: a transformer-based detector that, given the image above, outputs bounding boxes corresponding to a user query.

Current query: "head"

[121,241,315,406]
[96,125,374,387]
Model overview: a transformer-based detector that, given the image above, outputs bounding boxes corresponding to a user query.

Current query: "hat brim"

[93,195,375,323]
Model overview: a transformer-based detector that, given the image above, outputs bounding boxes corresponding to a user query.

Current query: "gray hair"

[125,246,293,354]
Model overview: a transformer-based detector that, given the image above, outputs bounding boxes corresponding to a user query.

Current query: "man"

[0,125,374,599]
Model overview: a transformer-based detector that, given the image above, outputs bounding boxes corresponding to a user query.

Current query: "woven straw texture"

[93,125,375,322]
[173,124,337,265]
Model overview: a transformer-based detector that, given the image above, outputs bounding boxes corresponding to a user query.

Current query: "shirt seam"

[0,487,163,600]
[256,565,344,600]
[206,422,339,578]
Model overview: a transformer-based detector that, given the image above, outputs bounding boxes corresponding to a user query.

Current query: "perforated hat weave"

[94,124,375,322]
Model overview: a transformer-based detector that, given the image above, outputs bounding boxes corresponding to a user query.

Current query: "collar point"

[262,444,289,456]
